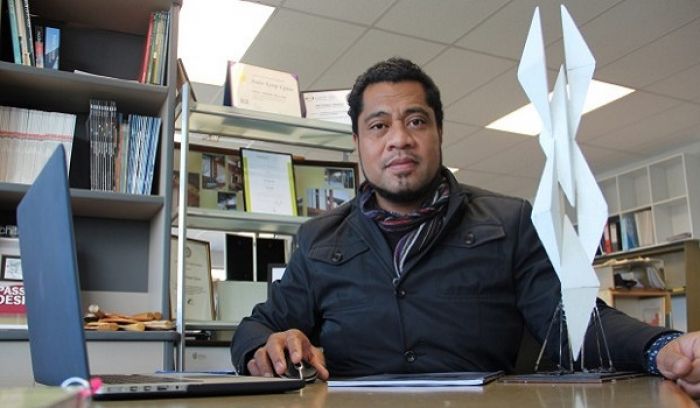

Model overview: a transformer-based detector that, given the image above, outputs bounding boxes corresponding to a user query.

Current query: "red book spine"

[139,13,155,83]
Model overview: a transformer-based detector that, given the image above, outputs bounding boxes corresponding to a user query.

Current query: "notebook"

[327,371,503,387]
[16,146,305,399]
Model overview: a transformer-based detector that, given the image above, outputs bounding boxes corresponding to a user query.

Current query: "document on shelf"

[327,371,503,387]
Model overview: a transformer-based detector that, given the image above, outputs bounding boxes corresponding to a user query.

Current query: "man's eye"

[370,123,387,130]
[408,118,426,127]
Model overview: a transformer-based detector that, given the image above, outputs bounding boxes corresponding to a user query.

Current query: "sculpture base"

[500,371,645,384]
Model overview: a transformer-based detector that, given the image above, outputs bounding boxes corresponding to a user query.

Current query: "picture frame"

[240,148,298,216]
[293,159,359,217]
[169,237,215,321]
[1,255,22,281]
[173,143,244,212]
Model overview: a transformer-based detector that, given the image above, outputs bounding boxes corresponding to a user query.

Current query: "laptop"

[16,146,305,399]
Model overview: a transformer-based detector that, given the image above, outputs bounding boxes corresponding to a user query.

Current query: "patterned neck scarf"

[360,174,450,277]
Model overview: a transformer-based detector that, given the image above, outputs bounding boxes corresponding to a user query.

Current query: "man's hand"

[657,332,700,398]
[246,329,329,380]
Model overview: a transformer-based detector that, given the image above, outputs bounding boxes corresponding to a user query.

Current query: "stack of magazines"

[87,100,161,194]
[0,105,76,184]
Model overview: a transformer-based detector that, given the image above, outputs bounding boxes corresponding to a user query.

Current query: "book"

[609,218,621,252]
[20,0,33,65]
[33,24,43,68]
[634,209,654,247]
[5,0,21,63]
[138,12,155,83]
[0,281,25,315]
[327,371,503,387]
[601,222,612,254]
[157,11,170,85]
[620,213,639,251]
[44,26,59,69]
[12,0,28,65]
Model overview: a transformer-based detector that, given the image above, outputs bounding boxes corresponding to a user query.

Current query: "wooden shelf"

[595,239,700,331]
[0,62,168,115]
[607,289,670,298]
[0,182,164,220]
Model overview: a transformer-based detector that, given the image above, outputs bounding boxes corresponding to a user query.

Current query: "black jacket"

[230,170,670,376]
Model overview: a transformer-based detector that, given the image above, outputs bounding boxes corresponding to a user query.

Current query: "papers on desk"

[327,371,503,387]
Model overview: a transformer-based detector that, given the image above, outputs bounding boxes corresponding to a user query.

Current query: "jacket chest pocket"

[307,241,373,312]
[434,224,507,299]
[307,241,369,266]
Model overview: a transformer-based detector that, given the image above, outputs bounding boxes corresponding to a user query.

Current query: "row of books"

[0,105,75,184]
[621,210,654,251]
[2,0,60,68]
[139,10,170,85]
[599,209,655,254]
[87,100,161,195]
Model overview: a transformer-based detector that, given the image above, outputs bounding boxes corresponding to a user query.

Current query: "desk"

[92,377,697,407]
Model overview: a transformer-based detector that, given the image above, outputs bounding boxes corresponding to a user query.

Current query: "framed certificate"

[241,148,298,216]
[169,237,215,321]
[302,89,351,125]
[224,61,302,117]
[293,159,358,216]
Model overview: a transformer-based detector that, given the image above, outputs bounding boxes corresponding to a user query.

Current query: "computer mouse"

[280,351,318,383]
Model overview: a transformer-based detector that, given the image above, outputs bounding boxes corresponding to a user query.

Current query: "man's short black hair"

[347,57,443,135]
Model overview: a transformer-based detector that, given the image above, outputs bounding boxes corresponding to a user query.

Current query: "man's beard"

[370,171,441,205]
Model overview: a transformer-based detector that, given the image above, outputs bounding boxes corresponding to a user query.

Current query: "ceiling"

[196,0,700,201]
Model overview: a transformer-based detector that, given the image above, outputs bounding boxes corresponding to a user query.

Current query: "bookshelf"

[594,238,700,331]
[597,153,700,253]
[174,94,354,369]
[0,0,181,384]
[595,153,700,331]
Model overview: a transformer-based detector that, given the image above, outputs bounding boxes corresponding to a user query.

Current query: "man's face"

[353,81,442,211]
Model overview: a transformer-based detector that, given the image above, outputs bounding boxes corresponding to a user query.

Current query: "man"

[231,58,700,396]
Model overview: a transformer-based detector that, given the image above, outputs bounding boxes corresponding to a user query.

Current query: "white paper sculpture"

[518,5,608,359]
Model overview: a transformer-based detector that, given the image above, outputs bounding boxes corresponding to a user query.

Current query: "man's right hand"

[246,328,329,380]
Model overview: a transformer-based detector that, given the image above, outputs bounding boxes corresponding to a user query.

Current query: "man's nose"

[387,122,414,149]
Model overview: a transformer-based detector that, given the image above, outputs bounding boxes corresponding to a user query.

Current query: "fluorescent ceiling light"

[178,0,274,85]
[486,80,635,136]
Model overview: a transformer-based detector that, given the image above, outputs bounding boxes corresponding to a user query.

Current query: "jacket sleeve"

[511,200,676,372]
[230,242,318,374]
[584,300,678,371]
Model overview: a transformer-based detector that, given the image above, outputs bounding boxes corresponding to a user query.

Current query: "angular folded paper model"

[518,5,608,360]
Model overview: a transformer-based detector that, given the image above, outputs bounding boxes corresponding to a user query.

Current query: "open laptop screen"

[17,146,92,385]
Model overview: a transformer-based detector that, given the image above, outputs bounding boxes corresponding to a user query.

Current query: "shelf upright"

[173,92,354,370]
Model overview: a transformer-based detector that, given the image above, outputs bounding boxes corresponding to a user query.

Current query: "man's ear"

[438,127,443,144]
[353,133,359,147]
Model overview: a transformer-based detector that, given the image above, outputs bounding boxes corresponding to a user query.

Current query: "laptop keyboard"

[98,374,196,384]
